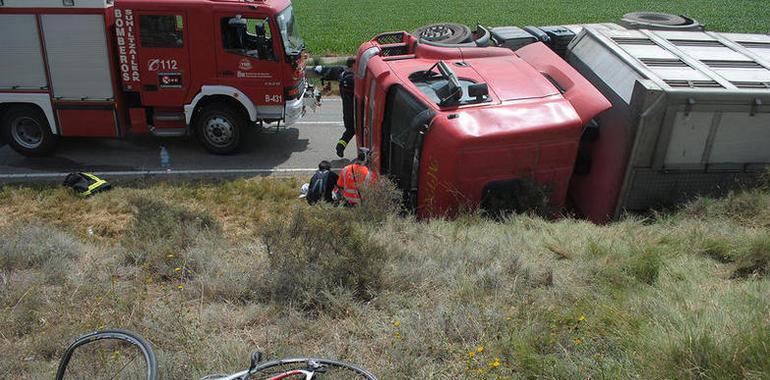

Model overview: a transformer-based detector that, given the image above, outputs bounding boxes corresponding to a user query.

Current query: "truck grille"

[380,44,409,57]
[375,32,407,45]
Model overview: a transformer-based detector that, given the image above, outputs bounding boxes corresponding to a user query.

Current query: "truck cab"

[352,31,611,218]
[0,0,314,156]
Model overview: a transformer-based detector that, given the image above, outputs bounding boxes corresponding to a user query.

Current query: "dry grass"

[1,177,769,379]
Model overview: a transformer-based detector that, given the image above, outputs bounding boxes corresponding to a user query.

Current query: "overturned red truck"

[347,19,770,222]
[0,0,316,156]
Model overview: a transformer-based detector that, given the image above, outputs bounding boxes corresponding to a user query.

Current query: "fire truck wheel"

[195,105,244,154]
[1,105,58,157]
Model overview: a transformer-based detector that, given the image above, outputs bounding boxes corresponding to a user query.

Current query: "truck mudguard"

[184,86,259,124]
[516,42,611,124]
[0,93,58,135]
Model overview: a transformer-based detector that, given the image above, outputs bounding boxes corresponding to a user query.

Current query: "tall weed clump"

[0,223,84,284]
[121,196,222,280]
[259,206,388,312]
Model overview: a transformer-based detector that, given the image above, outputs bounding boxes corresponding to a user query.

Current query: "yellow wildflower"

[578,314,586,322]
[393,320,401,328]
[476,346,484,353]
[177,284,184,290]
[175,267,182,272]
[468,351,476,359]
[574,337,583,345]
[491,358,501,368]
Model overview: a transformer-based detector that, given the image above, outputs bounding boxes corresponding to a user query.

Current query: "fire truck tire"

[1,105,58,157]
[194,104,244,155]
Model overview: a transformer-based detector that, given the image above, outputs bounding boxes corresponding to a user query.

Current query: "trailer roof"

[0,0,113,8]
[583,28,770,92]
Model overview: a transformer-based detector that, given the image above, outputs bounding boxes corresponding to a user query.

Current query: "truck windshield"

[276,6,303,56]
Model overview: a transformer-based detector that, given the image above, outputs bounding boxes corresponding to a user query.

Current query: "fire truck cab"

[352,30,611,217]
[0,0,313,156]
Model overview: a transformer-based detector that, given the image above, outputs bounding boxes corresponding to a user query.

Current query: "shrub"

[732,233,770,279]
[354,177,403,223]
[0,223,83,283]
[121,196,222,280]
[259,206,387,312]
[623,246,663,285]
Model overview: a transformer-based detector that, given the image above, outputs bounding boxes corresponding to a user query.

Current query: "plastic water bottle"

[160,146,171,172]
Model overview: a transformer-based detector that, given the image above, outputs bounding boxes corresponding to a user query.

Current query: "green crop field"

[292,0,770,55]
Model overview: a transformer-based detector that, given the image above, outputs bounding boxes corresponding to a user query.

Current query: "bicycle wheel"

[249,357,378,380]
[55,329,158,380]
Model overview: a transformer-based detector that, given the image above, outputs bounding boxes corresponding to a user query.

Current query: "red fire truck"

[349,28,611,218]
[0,0,316,156]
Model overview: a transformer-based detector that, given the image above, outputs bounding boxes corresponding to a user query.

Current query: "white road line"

[0,167,329,180]
[295,121,343,125]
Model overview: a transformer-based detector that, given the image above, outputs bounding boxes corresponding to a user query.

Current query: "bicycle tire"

[55,329,158,380]
[249,357,377,380]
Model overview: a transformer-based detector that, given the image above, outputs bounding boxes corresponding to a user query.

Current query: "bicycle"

[55,329,378,380]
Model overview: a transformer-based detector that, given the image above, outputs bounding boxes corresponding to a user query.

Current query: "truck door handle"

[220,71,235,76]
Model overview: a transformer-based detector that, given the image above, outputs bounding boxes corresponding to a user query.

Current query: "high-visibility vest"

[336,163,376,205]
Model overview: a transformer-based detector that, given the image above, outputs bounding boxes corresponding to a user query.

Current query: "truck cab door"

[215,13,285,121]
[135,12,191,107]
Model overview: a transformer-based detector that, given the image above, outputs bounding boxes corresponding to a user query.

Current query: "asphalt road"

[0,97,353,184]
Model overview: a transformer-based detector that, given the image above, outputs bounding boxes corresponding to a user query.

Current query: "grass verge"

[1,178,768,378]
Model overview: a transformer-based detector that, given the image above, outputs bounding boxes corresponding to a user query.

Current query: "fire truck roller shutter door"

[0,15,48,91]
[40,14,114,101]
[184,86,259,125]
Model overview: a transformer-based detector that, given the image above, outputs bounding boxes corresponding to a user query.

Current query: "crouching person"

[336,148,377,207]
[304,160,339,205]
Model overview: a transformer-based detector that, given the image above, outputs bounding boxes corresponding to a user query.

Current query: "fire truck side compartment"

[0,15,48,90]
[41,14,114,101]
[567,28,770,222]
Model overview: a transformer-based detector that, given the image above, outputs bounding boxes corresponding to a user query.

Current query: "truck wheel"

[413,23,472,44]
[194,104,244,154]
[1,105,58,157]
[620,12,704,31]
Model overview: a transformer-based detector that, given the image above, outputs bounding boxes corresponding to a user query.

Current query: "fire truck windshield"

[276,6,303,56]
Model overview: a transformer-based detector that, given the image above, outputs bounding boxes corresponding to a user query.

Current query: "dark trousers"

[339,89,355,144]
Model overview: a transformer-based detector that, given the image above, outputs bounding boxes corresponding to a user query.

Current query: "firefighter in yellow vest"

[63,172,112,197]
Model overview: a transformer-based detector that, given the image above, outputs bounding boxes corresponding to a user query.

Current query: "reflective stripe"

[338,139,347,147]
[339,163,376,205]
[79,172,107,197]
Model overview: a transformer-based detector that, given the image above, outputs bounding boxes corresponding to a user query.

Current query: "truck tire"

[620,12,704,31]
[1,105,58,157]
[413,23,472,44]
[194,104,244,154]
